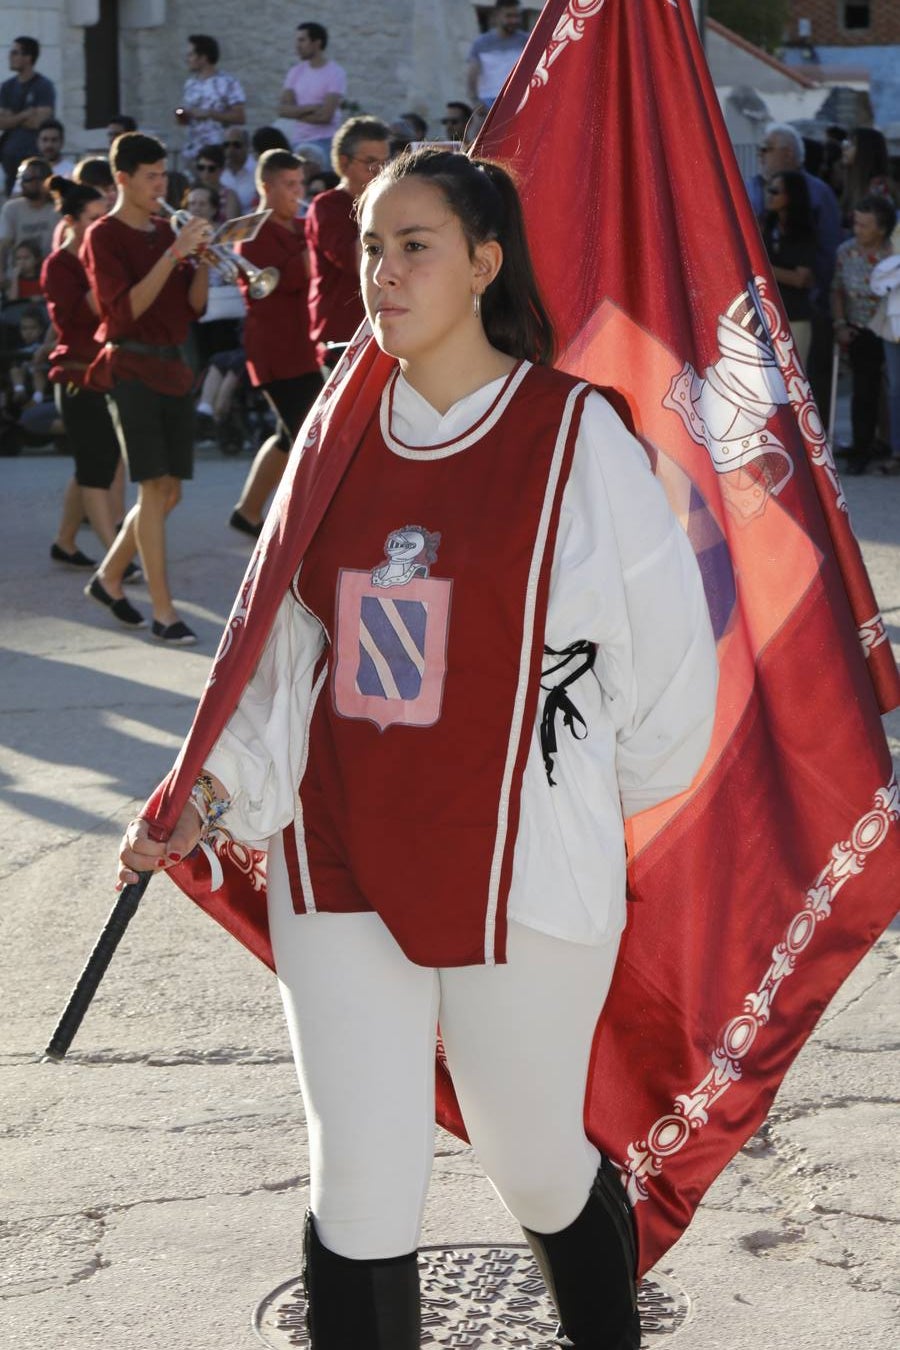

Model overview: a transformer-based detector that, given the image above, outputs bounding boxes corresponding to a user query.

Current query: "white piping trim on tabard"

[292,663,329,914]
[483,380,589,964]
[380,362,532,459]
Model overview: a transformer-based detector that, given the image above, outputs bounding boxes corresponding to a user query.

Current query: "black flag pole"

[43,872,153,1062]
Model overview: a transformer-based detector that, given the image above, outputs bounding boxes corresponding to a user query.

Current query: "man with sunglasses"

[0,157,57,279]
[746,122,840,420]
[193,144,241,221]
[0,37,55,196]
[221,127,258,213]
[440,101,473,145]
[305,116,390,370]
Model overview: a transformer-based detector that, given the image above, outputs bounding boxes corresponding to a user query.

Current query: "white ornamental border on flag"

[519,0,677,111]
[754,277,846,514]
[620,777,900,1206]
[859,613,890,654]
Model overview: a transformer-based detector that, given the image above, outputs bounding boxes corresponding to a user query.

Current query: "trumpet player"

[82,132,211,646]
[229,148,324,537]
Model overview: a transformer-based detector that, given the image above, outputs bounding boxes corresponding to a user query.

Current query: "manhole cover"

[253,1244,691,1347]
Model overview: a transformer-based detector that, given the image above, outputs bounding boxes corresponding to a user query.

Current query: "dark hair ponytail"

[48,174,102,220]
[776,169,814,240]
[359,147,556,365]
[474,158,556,366]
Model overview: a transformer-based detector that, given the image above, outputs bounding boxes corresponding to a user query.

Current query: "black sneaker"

[229,509,263,537]
[217,415,244,456]
[122,561,143,584]
[51,543,97,568]
[194,411,216,442]
[85,575,146,628]
[151,619,197,646]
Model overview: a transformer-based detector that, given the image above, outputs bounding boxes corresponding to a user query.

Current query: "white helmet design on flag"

[663,281,794,522]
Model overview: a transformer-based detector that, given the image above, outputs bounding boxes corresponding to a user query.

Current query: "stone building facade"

[782,1,900,134]
[0,0,484,159]
[785,1,900,46]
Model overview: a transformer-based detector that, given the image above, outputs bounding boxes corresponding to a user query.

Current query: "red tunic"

[41,247,101,388]
[236,217,318,385]
[11,274,42,300]
[282,362,588,966]
[81,214,198,395]
[304,187,365,361]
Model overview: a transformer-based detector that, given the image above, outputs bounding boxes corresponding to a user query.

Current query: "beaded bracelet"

[188,772,232,842]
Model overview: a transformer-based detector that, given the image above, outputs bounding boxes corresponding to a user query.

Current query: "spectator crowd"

[0,5,898,639]
[0,13,515,464]
[748,119,900,475]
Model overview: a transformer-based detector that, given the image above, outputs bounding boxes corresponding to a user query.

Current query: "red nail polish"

[168,852,182,862]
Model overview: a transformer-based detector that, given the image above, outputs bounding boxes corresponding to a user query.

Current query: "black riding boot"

[302,1210,421,1348]
[522,1157,641,1349]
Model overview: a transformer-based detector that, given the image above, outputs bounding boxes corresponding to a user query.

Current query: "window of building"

[84,0,120,128]
[843,3,871,29]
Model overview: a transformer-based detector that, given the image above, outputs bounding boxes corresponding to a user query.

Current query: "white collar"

[381,362,531,459]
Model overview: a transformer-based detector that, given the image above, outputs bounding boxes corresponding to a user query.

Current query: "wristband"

[188,772,232,843]
[165,247,180,265]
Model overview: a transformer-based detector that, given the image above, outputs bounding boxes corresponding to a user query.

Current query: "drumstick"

[43,873,153,1062]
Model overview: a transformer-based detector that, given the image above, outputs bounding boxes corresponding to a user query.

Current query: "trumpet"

[155,199,280,300]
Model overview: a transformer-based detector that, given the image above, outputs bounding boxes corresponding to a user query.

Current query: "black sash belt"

[540,640,597,786]
[106,339,185,360]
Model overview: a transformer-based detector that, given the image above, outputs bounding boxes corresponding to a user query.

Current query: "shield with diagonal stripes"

[333,568,453,731]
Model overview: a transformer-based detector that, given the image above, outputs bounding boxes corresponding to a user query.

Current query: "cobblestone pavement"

[1,433,897,1349]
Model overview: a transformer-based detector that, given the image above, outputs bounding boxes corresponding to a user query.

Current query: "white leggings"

[267,832,621,1260]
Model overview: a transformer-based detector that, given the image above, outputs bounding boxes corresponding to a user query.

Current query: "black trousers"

[847,327,884,455]
[262,372,324,450]
[805,303,833,427]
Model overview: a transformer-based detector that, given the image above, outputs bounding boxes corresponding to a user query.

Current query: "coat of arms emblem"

[332,526,452,731]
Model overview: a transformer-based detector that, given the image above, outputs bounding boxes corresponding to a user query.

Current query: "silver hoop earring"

[473,291,482,319]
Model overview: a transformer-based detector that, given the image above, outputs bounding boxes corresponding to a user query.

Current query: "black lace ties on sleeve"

[540,640,597,786]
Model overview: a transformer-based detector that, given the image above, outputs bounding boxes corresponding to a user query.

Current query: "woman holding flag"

[116,148,717,1347]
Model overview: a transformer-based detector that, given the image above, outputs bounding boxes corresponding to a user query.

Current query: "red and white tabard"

[283,362,590,966]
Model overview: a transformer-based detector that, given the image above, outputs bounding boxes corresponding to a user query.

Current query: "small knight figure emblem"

[370,525,441,587]
[333,526,453,731]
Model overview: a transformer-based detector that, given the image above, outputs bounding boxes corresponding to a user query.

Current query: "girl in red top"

[42,176,139,576]
[118,150,717,1348]
[5,239,45,301]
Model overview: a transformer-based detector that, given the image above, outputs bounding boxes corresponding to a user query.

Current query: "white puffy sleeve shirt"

[206,369,718,947]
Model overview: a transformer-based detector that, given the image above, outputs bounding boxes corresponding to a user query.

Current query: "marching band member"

[83,132,210,644]
[229,149,324,537]
[42,177,137,571]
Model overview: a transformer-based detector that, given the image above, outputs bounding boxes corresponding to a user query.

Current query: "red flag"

[449,0,899,1271]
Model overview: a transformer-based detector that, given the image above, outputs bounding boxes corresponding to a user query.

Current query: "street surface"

[1,436,898,1349]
